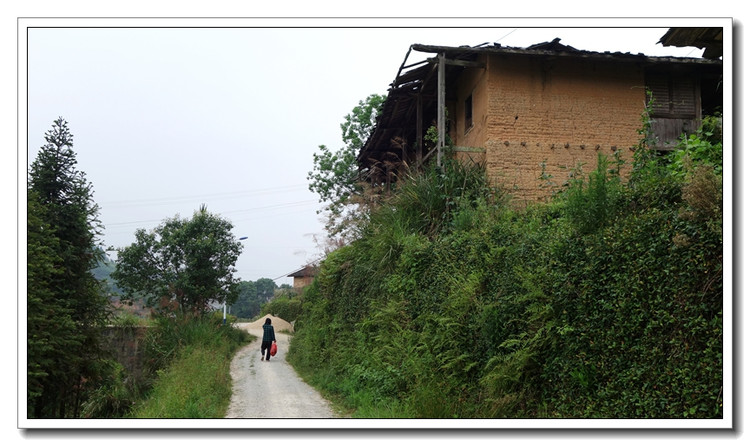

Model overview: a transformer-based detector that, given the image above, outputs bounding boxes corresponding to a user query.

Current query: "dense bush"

[288,115,723,419]
[262,294,303,324]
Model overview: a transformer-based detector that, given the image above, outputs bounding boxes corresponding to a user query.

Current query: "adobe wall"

[293,276,315,289]
[485,141,632,204]
[455,63,488,149]
[478,53,645,203]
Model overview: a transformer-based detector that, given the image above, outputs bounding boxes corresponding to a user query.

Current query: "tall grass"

[126,314,251,418]
[129,345,233,418]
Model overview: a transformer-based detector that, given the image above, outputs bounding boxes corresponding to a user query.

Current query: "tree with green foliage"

[232,281,260,319]
[230,278,285,319]
[254,277,277,303]
[112,205,243,316]
[27,117,110,418]
[262,292,303,323]
[308,93,385,238]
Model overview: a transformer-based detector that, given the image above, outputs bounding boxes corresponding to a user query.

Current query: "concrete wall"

[102,326,150,382]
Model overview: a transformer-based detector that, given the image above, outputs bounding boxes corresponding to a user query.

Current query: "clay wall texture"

[293,276,315,289]
[453,53,645,203]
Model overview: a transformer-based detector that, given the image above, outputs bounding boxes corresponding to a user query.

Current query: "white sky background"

[24,20,718,285]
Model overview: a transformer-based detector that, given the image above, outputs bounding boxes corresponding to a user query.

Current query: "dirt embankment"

[245,314,294,332]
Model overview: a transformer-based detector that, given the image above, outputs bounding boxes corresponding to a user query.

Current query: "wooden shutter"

[648,73,671,116]
[671,76,697,117]
[646,72,697,119]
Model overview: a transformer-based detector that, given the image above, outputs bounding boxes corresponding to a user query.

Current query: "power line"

[227,203,321,224]
[495,29,517,44]
[99,183,310,208]
[220,200,319,215]
[104,199,320,228]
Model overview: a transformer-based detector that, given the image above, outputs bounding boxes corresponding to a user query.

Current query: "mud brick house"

[287,264,319,290]
[358,29,723,203]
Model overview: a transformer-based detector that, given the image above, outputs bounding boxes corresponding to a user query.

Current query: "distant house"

[287,265,319,290]
[358,29,723,203]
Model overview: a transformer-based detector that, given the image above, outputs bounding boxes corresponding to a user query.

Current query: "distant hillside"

[90,250,123,296]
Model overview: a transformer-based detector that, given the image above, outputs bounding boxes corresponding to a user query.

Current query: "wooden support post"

[416,92,423,167]
[437,52,446,168]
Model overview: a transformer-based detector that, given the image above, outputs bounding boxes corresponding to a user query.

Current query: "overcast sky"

[23,19,721,285]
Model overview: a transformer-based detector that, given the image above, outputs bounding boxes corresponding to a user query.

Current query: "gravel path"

[225,322,337,419]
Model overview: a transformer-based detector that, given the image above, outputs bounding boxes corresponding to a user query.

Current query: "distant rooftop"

[287,265,318,278]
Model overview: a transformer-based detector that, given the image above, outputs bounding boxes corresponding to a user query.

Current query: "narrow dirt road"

[225,320,337,419]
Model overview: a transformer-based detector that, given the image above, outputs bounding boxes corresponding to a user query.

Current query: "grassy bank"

[287,116,723,418]
[127,314,252,418]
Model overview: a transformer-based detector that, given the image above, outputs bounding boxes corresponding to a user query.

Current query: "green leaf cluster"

[308,93,386,238]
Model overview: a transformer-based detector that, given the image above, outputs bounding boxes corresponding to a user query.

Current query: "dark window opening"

[464,94,473,131]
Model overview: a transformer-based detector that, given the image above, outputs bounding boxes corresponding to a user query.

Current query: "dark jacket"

[262,323,276,343]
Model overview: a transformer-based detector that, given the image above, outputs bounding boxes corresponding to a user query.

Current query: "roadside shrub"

[80,360,141,418]
[262,295,303,323]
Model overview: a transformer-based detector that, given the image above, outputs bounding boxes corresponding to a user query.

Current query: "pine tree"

[27,117,110,418]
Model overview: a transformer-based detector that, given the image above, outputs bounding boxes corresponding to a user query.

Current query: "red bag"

[270,342,278,357]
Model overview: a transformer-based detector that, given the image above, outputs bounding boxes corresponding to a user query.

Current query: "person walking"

[260,317,276,361]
